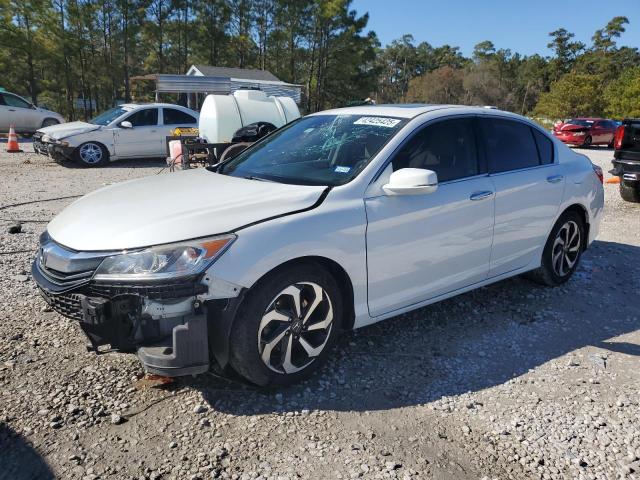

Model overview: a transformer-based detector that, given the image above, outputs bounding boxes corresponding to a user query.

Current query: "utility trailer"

[165,89,300,171]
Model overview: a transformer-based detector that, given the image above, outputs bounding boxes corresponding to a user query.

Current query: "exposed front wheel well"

[41,118,60,128]
[561,204,590,250]
[251,256,356,331]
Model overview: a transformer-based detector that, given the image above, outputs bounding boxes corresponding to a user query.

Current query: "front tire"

[620,180,640,203]
[525,211,584,286]
[74,142,109,167]
[41,118,59,128]
[228,263,343,386]
[582,135,592,148]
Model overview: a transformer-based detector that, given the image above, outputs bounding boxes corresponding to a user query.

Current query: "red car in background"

[552,118,617,147]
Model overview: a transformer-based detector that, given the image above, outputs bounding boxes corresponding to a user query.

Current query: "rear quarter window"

[532,129,554,165]
[481,118,540,173]
[163,108,197,125]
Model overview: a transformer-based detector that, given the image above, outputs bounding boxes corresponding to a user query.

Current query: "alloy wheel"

[551,220,581,277]
[257,282,333,374]
[79,143,103,164]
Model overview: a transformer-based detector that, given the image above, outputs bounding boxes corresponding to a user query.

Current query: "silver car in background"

[0,90,64,135]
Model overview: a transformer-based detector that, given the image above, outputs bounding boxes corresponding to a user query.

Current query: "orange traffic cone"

[6,125,22,153]
[605,176,620,184]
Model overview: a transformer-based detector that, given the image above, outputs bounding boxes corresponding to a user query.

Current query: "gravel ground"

[0,143,639,480]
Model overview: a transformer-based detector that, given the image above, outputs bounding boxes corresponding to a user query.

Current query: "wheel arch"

[250,255,356,331]
[559,203,590,251]
[74,140,110,164]
[40,117,60,128]
[206,255,356,371]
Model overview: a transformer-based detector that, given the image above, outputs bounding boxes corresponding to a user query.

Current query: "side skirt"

[354,262,540,329]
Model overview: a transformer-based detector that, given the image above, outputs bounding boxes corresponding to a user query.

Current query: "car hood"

[556,123,589,132]
[38,121,100,139]
[47,169,327,251]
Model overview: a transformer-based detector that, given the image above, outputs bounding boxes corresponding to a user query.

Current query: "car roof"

[310,104,517,119]
[565,117,606,121]
[119,103,195,109]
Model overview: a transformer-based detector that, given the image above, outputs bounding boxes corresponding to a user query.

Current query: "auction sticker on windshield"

[353,117,401,128]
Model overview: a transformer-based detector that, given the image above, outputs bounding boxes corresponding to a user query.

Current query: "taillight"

[592,164,603,184]
[614,125,625,150]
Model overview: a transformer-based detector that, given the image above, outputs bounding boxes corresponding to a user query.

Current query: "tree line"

[384,16,639,125]
[1,1,638,123]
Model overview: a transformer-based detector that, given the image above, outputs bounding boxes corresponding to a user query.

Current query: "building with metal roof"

[131,65,302,108]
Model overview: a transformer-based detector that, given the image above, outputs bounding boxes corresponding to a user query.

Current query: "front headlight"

[93,234,236,281]
[573,131,586,136]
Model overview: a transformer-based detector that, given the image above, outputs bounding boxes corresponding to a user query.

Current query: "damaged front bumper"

[32,240,244,377]
[33,134,75,162]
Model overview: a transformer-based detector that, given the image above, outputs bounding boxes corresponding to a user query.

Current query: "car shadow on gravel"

[55,158,166,170]
[0,423,54,480]
[186,240,640,414]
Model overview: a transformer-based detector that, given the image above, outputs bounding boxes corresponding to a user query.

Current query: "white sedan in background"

[33,103,198,166]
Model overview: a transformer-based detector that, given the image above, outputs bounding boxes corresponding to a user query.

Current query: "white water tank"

[198,90,300,143]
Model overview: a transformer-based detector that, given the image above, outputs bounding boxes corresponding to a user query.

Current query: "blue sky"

[351,0,640,57]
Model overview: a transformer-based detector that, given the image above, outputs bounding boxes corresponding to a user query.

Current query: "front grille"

[39,288,84,321]
[36,239,109,290]
[37,262,94,288]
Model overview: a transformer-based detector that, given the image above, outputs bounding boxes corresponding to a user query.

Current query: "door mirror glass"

[383,168,438,196]
[120,121,133,129]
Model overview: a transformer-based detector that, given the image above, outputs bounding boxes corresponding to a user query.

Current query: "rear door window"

[480,118,540,173]
[4,94,30,109]
[392,118,479,182]
[125,108,158,127]
[163,108,197,125]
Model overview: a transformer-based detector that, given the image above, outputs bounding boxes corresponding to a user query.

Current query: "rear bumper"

[611,158,640,182]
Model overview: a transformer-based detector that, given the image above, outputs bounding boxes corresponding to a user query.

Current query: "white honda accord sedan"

[32,105,604,386]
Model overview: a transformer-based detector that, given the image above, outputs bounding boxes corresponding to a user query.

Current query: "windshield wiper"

[243,175,277,183]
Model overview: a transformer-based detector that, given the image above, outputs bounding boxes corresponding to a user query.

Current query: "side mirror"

[383,168,438,196]
[120,121,133,129]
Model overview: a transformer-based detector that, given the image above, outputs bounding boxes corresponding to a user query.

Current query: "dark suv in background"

[611,120,640,202]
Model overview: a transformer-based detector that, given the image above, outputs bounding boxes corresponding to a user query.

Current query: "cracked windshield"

[222,114,405,186]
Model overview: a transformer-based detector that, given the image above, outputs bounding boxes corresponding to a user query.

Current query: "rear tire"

[228,263,343,386]
[525,211,585,287]
[620,180,640,203]
[74,142,109,167]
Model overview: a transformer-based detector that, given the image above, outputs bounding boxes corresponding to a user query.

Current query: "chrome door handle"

[547,175,564,183]
[470,191,494,201]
